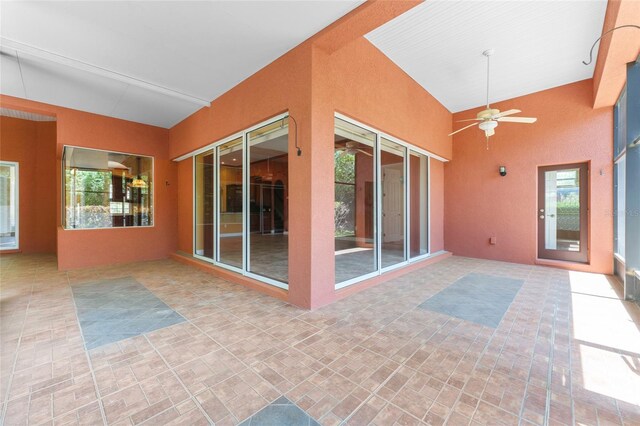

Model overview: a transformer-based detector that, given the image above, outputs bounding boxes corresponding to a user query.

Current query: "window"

[191,115,289,289]
[195,149,214,258]
[334,115,435,288]
[614,85,627,259]
[63,147,153,229]
[0,161,19,250]
[334,117,377,283]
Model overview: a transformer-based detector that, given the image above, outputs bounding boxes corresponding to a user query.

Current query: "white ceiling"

[366,0,608,113]
[0,1,364,128]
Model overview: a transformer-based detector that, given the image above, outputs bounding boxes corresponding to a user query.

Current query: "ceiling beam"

[311,0,422,54]
[0,37,211,108]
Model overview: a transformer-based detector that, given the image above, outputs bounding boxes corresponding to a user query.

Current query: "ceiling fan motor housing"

[477,108,500,120]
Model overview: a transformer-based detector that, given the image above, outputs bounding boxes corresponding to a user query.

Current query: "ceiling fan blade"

[497,117,537,123]
[493,109,521,118]
[356,149,373,157]
[448,122,479,136]
[456,118,483,122]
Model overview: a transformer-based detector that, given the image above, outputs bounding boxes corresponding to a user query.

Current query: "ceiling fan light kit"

[449,49,538,148]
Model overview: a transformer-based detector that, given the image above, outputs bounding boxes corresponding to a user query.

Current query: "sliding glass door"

[381,138,406,269]
[194,150,214,259]
[334,118,377,284]
[193,114,289,288]
[409,151,429,258]
[217,137,243,269]
[248,119,289,282]
[334,115,433,288]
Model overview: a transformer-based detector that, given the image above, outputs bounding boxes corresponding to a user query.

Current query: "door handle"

[548,214,555,218]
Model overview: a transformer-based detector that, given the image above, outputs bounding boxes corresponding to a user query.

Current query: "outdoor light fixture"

[499,166,507,177]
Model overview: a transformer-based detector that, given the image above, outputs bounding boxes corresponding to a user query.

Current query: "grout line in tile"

[68,273,109,426]
[0,266,35,425]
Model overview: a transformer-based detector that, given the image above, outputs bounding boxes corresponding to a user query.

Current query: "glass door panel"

[194,150,214,259]
[217,137,243,269]
[247,119,289,283]
[538,163,588,263]
[409,151,429,258]
[334,117,377,284]
[381,138,406,268]
[0,162,18,250]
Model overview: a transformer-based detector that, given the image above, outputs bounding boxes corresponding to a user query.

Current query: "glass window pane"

[334,117,377,283]
[381,138,406,268]
[409,151,429,258]
[247,119,289,282]
[195,150,214,259]
[63,147,152,229]
[544,168,580,251]
[0,162,18,250]
[616,156,626,258]
[218,138,244,269]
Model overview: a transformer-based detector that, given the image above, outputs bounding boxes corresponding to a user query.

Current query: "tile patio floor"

[1,254,639,425]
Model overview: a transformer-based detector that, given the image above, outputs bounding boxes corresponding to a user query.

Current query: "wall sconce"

[499,166,507,177]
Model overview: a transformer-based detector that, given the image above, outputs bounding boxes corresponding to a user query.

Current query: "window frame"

[191,112,290,290]
[61,145,155,230]
[334,112,446,290]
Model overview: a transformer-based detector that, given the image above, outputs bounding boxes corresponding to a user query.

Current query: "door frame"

[537,162,589,263]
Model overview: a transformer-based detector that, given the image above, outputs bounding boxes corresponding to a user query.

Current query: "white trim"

[0,161,19,251]
[335,271,379,290]
[614,252,625,263]
[61,145,155,230]
[428,155,432,255]
[245,272,288,290]
[1,37,211,108]
[173,112,289,162]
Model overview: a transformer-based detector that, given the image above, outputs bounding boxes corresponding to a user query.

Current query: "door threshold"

[535,257,592,272]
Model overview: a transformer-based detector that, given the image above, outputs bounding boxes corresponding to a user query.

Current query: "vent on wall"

[0,108,56,122]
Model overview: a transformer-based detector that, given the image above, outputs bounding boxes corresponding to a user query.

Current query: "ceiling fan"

[335,140,373,157]
[449,49,537,144]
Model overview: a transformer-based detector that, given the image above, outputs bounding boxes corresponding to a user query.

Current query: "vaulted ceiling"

[366,0,607,113]
[0,1,364,128]
[1,1,608,127]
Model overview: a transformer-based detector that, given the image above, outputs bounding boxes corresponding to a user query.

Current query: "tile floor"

[1,254,639,425]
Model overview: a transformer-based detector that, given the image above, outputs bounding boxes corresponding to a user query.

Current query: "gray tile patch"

[418,272,524,328]
[72,277,185,350]
[238,396,320,426]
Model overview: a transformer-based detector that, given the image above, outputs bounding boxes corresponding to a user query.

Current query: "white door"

[383,167,403,242]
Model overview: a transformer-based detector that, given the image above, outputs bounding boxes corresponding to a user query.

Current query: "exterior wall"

[444,80,613,274]
[0,116,57,253]
[169,35,452,308]
[0,95,177,270]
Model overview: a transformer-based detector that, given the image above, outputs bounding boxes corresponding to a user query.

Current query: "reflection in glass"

[409,151,429,258]
[0,162,18,250]
[217,138,244,269]
[544,168,580,251]
[381,138,406,268]
[248,119,289,282]
[334,117,376,283]
[195,150,214,259]
[63,147,152,229]
[615,157,626,257]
